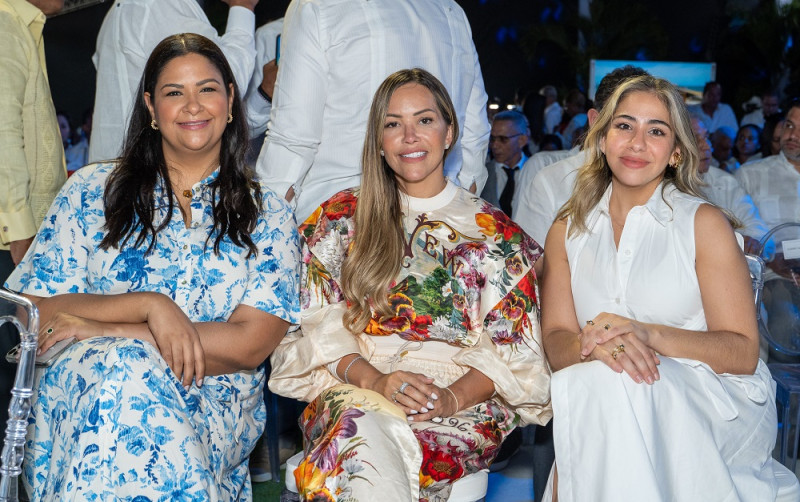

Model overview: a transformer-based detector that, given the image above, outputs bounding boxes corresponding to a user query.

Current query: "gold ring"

[611,344,625,360]
[603,323,612,330]
[586,320,595,326]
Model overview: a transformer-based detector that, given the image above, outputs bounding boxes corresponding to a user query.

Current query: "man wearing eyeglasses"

[481,110,530,217]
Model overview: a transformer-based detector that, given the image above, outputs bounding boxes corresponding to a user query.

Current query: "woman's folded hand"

[372,370,441,420]
[37,312,105,355]
[580,313,661,384]
[145,293,206,389]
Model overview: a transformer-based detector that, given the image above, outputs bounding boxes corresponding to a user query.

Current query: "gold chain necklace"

[175,160,218,199]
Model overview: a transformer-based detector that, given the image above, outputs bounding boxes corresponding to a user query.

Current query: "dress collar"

[593,182,676,229]
[399,180,458,213]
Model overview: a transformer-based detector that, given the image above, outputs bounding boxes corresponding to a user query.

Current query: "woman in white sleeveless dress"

[540,75,780,501]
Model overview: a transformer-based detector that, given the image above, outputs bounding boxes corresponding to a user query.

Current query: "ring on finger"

[603,323,612,331]
[391,390,400,403]
[398,382,410,394]
[586,320,595,326]
[611,344,625,360]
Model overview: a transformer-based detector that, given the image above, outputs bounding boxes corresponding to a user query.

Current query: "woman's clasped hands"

[372,371,458,422]
[580,313,661,384]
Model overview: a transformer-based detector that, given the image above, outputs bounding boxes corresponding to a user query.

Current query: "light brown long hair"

[557,75,704,236]
[340,68,460,333]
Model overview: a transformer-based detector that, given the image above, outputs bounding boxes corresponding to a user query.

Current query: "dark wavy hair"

[100,33,261,257]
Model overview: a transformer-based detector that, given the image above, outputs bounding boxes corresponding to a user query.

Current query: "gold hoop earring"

[669,151,683,168]
[227,113,233,124]
[150,119,159,131]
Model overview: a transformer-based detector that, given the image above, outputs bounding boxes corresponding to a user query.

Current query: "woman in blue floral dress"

[270,68,551,501]
[5,34,300,501]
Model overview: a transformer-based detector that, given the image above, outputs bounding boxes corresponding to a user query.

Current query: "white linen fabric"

[701,166,768,240]
[735,152,800,230]
[512,149,584,246]
[551,183,779,501]
[89,0,256,163]
[688,102,739,133]
[243,18,283,139]
[256,0,490,223]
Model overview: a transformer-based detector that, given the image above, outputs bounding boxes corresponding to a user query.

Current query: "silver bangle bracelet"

[343,355,364,385]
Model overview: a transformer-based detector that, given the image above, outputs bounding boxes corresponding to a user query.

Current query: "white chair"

[0,290,39,502]
[284,451,488,502]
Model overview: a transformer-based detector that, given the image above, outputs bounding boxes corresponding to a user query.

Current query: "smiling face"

[144,53,233,165]
[600,90,679,195]
[381,83,453,197]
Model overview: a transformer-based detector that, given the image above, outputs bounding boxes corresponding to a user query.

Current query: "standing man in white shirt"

[256,0,490,223]
[687,81,739,133]
[242,17,282,164]
[88,0,259,163]
[540,84,562,134]
[481,110,529,216]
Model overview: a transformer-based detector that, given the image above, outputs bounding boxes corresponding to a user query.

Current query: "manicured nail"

[184,385,190,392]
[431,417,443,423]
[407,416,414,422]
[410,409,418,414]
[431,393,438,400]
[426,401,434,409]
[420,407,428,413]
[646,376,654,384]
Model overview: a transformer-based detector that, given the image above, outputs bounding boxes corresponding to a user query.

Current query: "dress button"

[183,244,188,250]
[181,280,187,285]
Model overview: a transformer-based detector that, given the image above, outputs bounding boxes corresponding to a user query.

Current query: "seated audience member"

[736,99,800,346]
[557,89,587,148]
[513,65,649,244]
[269,68,551,501]
[762,113,785,157]
[688,81,739,133]
[521,90,546,153]
[540,134,563,152]
[481,109,530,216]
[541,75,781,501]
[710,125,739,173]
[733,123,763,165]
[692,118,767,253]
[6,34,300,499]
[742,90,781,128]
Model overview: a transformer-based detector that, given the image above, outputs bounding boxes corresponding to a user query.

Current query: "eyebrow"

[160,78,222,90]
[615,113,672,130]
[386,108,437,118]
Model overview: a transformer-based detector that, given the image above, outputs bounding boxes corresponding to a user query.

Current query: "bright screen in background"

[589,60,717,101]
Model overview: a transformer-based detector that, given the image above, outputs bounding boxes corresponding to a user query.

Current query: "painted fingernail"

[432,417,443,423]
[410,409,418,414]
[184,385,190,392]
[431,393,438,400]
[407,416,414,422]
[426,401,434,409]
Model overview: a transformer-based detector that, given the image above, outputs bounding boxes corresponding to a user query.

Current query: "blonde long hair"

[557,75,705,236]
[340,68,460,333]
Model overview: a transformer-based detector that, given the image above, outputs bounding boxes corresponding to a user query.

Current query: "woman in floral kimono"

[6,34,300,500]
[270,68,551,502]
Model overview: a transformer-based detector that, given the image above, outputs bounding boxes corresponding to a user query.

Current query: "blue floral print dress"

[5,162,300,501]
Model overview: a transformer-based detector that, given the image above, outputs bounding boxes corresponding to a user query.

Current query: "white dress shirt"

[513,148,583,245]
[89,0,256,163]
[484,152,528,206]
[256,0,490,223]
[544,101,562,134]
[687,102,739,133]
[735,152,800,229]
[701,166,767,240]
[244,18,283,139]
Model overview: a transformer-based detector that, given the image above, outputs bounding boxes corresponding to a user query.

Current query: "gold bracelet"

[444,386,460,413]
[343,355,364,385]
